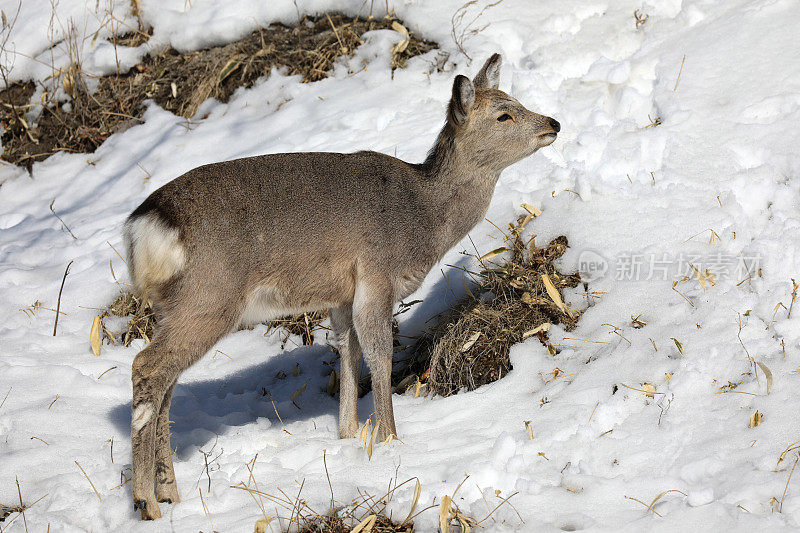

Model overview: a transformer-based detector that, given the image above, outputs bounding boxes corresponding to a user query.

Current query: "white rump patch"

[132,403,155,432]
[124,213,186,292]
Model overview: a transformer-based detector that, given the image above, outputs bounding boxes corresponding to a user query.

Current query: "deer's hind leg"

[352,274,397,441]
[330,305,363,439]
[154,380,179,504]
[131,283,241,519]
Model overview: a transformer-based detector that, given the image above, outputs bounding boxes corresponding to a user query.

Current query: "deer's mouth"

[538,132,557,146]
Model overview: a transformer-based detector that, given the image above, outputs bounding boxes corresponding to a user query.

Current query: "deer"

[123,53,559,519]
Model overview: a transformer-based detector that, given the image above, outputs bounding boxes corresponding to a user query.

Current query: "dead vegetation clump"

[400,216,581,397]
[266,310,330,346]
[0,502,27,529]
[102,291,332,348]
[103,290,155,346]
[237,456,513,533]
[292,512,413,533]
[0,502,19,522]
[0,13,438,169]
[236,459,425,533]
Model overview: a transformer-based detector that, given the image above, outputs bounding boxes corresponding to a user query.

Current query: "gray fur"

[124,54,559,519]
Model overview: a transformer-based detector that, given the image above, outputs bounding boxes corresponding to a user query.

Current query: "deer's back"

[128,151,437,313]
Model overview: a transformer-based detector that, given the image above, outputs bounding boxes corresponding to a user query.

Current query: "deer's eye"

[497,113,513,122]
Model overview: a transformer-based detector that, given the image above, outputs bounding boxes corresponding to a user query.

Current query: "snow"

[1,0,800,530]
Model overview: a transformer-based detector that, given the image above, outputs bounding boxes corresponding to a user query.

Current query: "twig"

[673,54,686,91]
[289,479,305,526]
[53,260,73,336]
[714,389,757,396]
[450,0,503,60]
[324,12,346,53]
[75,461,103,501]
[562,337,610,344]
[97,366,117,379]
[323,450,335,515]
[440,268,456,298]
[106,241,126,264]
[476,491,519,525]
[588,401,599,423]
[198,435,220,493]
[619,383,666,395]
[0,386,11,410]
[451,474,470,499]
[49,200,78,239]
[737,313,755,366]
[474,483,495,523]
[780,453,799,512]
[671,284,694,307]
[788,278,797,319]
[243,454,268,518]
[268,392,292,435]
[199,487,214,531]
[484,217,510,239]
[625,495,662,517]
[16,476,28,532]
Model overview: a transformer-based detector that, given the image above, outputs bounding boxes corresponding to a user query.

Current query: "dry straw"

[1,13,436,169]
[402,215,581,397]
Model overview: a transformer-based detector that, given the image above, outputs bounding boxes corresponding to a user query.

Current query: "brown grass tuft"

[103,291,336,349]
[103,290,155,346]
[0,502,23,522]
[233,466,423,533]
[399,221,581,397]
[267,310,330,346]
[0,13,438,169]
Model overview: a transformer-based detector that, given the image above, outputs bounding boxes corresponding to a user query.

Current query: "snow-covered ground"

[2,0,800,530]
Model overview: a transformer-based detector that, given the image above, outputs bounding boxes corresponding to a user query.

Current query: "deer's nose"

[549,118,561,133]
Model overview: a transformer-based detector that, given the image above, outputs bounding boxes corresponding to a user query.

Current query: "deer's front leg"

[352,277,397,441]
[330,305,362,439]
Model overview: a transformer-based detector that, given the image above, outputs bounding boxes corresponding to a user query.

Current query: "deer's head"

[447,54,560,172]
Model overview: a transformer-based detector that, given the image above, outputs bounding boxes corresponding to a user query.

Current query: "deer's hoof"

[134,499,162,520]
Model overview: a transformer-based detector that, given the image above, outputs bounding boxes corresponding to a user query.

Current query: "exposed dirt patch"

[0,13,438,169]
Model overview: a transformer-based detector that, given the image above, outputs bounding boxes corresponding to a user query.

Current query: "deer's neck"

[415,123,501,259]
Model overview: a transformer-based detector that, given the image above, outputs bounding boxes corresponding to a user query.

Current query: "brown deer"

[124,53,559,519]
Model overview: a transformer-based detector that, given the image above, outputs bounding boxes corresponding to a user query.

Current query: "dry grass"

[235,455,423,532]
[0,13,438,169]
[234,459,516,532]
[266,310,330,346]
[0,478,47,530]
[399,218,581,397]
[103,292,335,349]
[0,502,22,522]
[295,512,414,533]
[103,290,155,346]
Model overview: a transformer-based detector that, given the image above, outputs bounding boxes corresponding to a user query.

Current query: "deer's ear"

[473,53,502,89]
[449,75,475,127]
